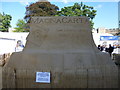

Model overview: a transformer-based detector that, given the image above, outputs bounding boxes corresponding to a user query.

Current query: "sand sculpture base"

[2,17,118,88]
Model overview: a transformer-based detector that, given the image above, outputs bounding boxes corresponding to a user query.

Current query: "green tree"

[0,13,12,32]
[24,0,59,23]
[56,2,97,28]
[0,13,2,29]
[14,19,29,32]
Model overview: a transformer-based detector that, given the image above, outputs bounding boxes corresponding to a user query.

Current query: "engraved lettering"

[31,17,89,24]
[73,18,79,23]
[56,19,62,23]
[38,19,44,23]
[62,17,68,23]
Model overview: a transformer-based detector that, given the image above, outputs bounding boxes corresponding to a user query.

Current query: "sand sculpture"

[2,17,118,88]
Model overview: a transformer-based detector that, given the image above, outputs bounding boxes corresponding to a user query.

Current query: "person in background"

[108,44,114,57]
[97,45,103,51]
[15,40,24,52]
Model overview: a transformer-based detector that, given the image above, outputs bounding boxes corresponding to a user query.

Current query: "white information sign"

[36,72,50,83]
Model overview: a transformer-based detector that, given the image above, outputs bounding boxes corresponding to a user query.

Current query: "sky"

[0,0,119,29]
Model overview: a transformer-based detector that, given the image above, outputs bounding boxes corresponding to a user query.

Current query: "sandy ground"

[0,67,2,89]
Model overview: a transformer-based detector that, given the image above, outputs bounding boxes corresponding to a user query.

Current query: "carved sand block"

[2,17,118,88]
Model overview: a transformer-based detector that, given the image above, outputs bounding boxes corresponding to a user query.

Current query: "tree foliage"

[14,19,29,32]
[24,0,59,23]
[0,13,2,27]
[0,13,12,32]
[56,2,97,28]
[24,1,96,29]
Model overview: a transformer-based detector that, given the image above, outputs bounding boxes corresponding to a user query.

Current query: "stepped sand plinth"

[2,17,118,88]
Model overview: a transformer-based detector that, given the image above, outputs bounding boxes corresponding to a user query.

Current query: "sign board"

[36,72,50,83]
[100,36,119,41]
